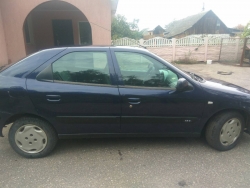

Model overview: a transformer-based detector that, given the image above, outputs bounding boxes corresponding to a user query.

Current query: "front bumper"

[244,115,250,135]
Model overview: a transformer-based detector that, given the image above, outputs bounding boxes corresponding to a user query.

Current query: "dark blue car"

[0,47,249,158]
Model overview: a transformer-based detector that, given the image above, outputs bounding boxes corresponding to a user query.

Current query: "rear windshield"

[0,48,66,78]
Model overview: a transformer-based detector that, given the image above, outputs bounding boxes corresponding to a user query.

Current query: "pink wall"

[25,11,88,54]
[0,9,8,66]
[0,0,112,64]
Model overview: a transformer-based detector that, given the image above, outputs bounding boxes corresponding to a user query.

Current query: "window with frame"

[115,52,178,88]
[52,52,111,85]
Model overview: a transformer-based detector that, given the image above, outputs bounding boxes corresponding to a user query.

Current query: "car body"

[0,46,250,157]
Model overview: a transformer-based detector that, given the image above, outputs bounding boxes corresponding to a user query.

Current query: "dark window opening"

[24,20,31,44]
[52,20,74,46]
[79,22,92,45]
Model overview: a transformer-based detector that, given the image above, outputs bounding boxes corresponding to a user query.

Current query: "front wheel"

[9,117,58,158]
[205,112,244,151]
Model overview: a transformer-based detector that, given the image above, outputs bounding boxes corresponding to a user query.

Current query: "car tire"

[205,111,244,151]
[8,117,58,158]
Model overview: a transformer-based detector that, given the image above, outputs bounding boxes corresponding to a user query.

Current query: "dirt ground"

[176,62,250,90]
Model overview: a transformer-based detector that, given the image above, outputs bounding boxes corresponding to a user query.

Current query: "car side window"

[52,52,111,85]
[115,52,178,88]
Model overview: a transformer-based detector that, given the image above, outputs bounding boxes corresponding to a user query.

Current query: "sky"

[116,0,250,30]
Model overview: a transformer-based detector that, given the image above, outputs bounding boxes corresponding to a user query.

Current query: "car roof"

[110,46,149,52]
[40,46,149,53]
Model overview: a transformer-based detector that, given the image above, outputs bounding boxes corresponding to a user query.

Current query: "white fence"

[112,36,249,62]
[112,36,245,48]
[112,37,139,47]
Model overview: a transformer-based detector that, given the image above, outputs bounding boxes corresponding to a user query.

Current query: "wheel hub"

[15,124,47,154]
[220,118,241,146]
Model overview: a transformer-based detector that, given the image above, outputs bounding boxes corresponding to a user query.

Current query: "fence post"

[139,39,144,46]
[204,37,208,62]
[218,38,223,62]
[172,38,176,62]
[235,37,240,63]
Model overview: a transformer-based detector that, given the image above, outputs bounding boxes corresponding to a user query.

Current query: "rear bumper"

[0,111,12,137]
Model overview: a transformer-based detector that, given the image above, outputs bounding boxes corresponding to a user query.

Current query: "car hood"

[200,77,250,96]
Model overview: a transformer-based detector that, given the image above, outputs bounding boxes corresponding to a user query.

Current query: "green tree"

[111,15,144,40]
[234,24,245,31]
[242,21,250,37]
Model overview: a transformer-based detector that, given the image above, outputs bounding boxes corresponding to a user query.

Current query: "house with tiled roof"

[143,25,166,40]
[164,10,229,39]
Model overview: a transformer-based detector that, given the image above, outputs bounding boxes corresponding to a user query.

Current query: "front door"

[52,20,74,46]
[27,49,121,135]
[111,50,206,134]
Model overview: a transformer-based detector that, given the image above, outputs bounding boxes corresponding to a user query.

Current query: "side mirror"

[176,78,190,92]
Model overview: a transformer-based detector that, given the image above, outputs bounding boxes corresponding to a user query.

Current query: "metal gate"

[240,38,250,66]
[219,38,242,64]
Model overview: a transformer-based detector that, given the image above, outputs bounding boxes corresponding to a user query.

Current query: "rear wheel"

[206,112,244,151]
[9,117,58,158]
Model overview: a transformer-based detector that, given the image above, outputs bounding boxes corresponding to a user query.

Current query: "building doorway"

[23,1,92,55]
[52,20,74,46]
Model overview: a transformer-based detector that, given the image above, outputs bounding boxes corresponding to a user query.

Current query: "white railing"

[176,36,204,46]
[143,37,172,47]
[222,38,237,45]
[208,37,222,45]
[112,37,139,47]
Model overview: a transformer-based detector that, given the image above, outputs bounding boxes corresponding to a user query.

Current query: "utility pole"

[202,3,205,11]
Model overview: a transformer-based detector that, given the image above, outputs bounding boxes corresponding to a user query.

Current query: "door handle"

[129,101,140,105]
[46,95,61,102]
[128,98,141,105]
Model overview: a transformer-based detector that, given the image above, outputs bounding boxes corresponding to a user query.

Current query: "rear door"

[110,49,206,134]
[26,48,121,135]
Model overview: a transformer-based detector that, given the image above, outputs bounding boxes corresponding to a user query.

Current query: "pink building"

[0,0,119,66]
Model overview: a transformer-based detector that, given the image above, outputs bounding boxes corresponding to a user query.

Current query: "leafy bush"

[173,57,198,64]
[173,50,198,64]
[242,21,250,38]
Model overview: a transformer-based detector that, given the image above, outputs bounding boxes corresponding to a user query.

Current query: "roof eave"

[165,25,193,38]
[111,0,119,15]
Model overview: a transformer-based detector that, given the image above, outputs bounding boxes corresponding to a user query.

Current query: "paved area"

[1,63,250,188]
[176,63,250,90]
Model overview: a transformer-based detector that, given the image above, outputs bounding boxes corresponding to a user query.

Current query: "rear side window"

[0,49,65,78]
[52,52,111,85]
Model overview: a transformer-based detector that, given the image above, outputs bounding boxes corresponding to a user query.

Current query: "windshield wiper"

[186,71,205,83]
[186,72,195,79]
